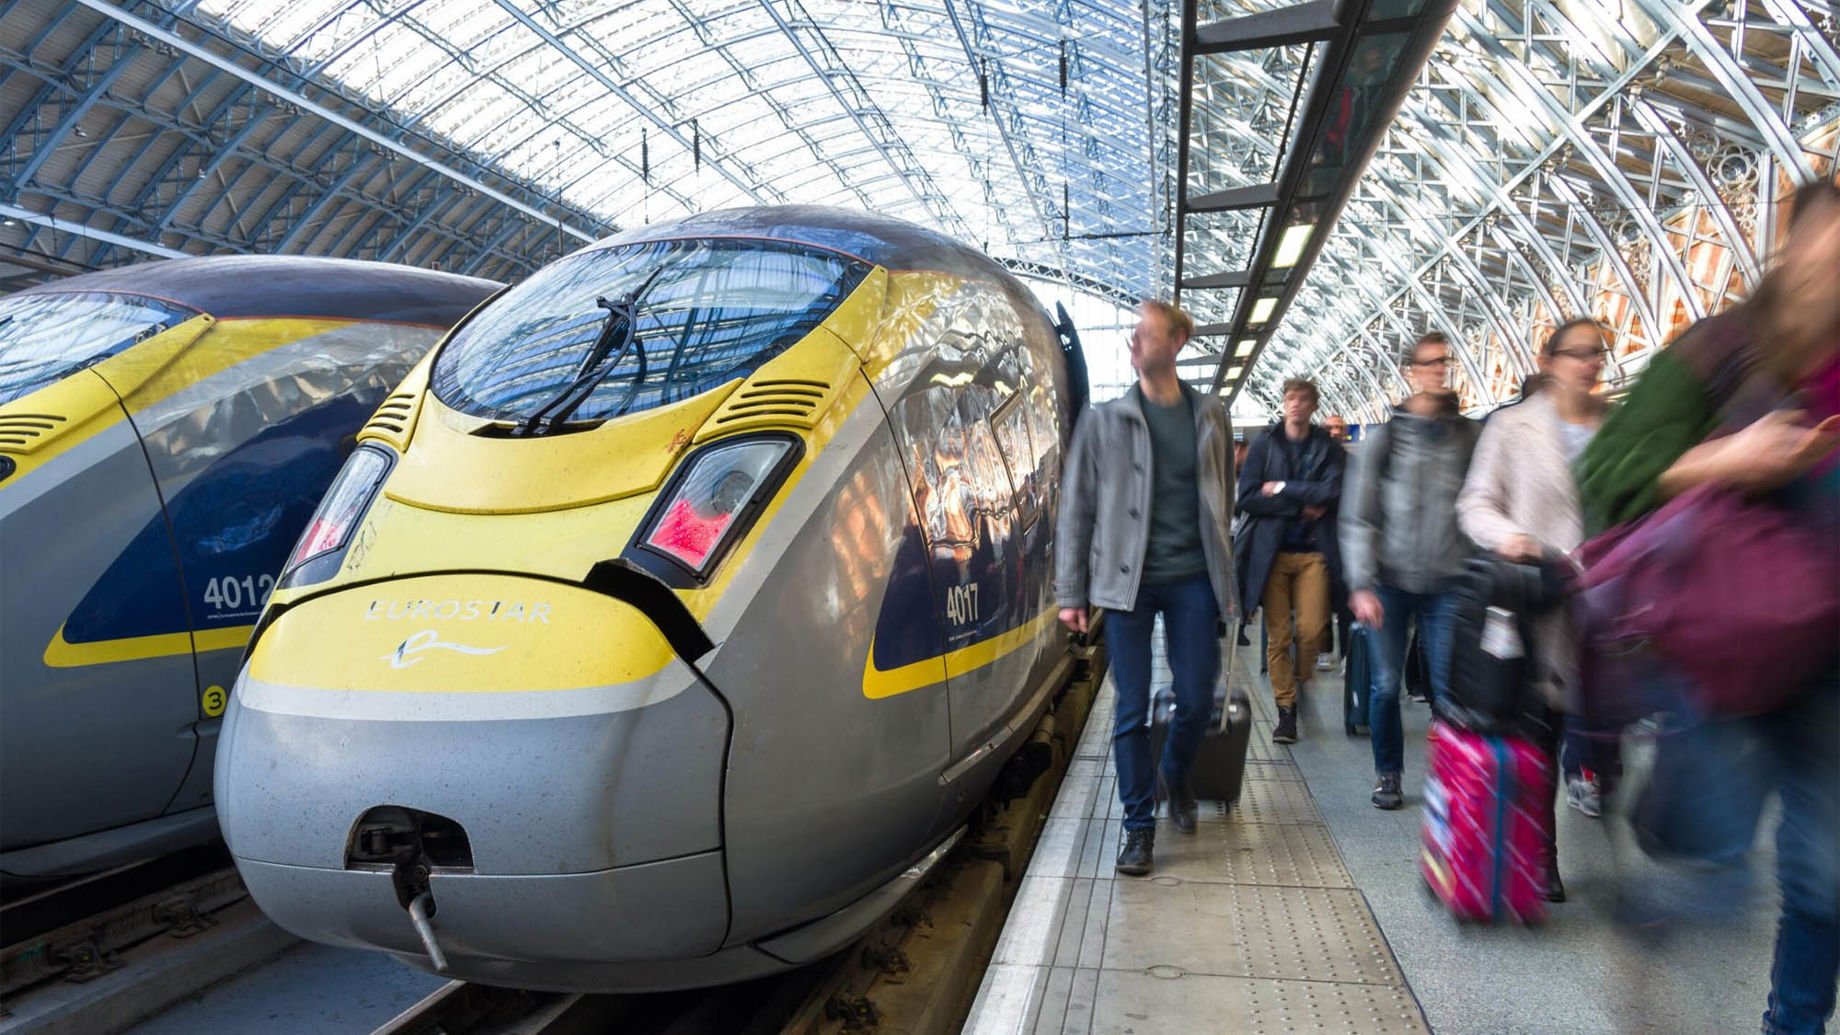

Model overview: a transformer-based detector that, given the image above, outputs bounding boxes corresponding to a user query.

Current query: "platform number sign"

[945,582,980,626]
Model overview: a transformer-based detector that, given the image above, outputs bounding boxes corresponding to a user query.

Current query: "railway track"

[0,849,295,1033]
[1,843,233,952]
[374,636,1106,1035]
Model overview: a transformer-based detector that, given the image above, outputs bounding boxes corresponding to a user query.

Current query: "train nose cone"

[216,574,730,972]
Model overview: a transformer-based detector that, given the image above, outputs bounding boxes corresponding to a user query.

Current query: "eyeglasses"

[1551,347,1611,362]
[1408,356,1452,368]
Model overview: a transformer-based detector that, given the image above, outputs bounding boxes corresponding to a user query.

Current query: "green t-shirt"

[1138,386,1206,584]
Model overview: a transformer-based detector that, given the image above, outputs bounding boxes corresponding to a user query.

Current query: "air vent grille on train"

[364,392,417,437]
[712,379,831,426]
[0,413,69,452]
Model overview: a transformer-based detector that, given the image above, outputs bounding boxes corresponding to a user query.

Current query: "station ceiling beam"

[70,0,598,244]
[1195,1,1341,55]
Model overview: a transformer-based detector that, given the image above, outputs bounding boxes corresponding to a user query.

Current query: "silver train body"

[216,207,1092,990]
[0,257,499,879]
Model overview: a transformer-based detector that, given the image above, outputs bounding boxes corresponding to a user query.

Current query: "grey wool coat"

[1053,385,1240,620]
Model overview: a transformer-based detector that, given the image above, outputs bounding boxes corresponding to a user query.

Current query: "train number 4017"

[945,583,980,626]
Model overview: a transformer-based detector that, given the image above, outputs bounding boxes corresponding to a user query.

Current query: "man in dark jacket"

[1338,331,1479,809]
[1235,378,1345,744]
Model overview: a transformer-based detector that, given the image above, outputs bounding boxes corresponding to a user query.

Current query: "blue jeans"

[1365,585,1457,776]
[1638,674,1838,1034]
[1105,573,1220,833]
[1561,717,1617,785]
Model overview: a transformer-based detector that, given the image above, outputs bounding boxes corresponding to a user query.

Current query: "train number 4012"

[945,583,980,626]
[203,574,276,612]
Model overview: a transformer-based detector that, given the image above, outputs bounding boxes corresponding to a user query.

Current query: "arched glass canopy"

[0,0,1833,420]
[1239,0,1840,421]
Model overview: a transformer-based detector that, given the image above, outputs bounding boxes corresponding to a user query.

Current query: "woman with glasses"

[1454,316,1612,902]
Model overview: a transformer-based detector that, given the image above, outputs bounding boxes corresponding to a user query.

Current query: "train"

[216,206,1093,991]
[0,256,499,880]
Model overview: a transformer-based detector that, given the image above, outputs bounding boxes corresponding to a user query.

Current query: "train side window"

[1024,383,1059,515]
[0,291,198,405]
[962,396,1012,520]
[889,383,1018,557]
[990,393,1040,529]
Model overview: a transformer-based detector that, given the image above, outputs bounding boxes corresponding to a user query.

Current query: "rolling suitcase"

[1149,643,1252,806]
[1420,721,1552,924]
[1344,624,1373,735]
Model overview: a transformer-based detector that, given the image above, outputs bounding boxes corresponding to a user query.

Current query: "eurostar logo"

[381,629,507,669]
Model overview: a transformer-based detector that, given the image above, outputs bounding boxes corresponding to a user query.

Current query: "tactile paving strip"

[1243,758,1309,781]
[1091,969,1430,1035]
[1103,881,1405,986]
[1242,723,1288,762]
[1228,773,1326,825]
[1206,820,1357,889]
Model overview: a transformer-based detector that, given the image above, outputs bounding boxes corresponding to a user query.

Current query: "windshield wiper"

[513,266,665,437]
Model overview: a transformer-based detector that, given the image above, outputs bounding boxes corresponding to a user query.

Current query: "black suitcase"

[1344,624,1373,735]
[1148,646,1252,806]
[1440,555,1567,736]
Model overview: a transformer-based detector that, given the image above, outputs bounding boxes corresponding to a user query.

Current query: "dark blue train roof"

[598,205,1015,285]
[12,255,501,326]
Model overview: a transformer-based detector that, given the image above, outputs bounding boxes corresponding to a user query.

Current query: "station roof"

[2,1,1835,418]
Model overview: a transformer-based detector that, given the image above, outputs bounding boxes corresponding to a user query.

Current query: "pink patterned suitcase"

[1420,721,1553,924]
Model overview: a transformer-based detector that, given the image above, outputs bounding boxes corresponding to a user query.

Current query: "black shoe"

[1371,772,1403,810]
[1542,868,1566,903]
[1164,777,1198,835]
[1116,829,1154,876]
[1272,706,1299,744]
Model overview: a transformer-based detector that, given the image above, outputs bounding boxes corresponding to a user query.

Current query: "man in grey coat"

[1338,331,1480,809]
[1055,301,1238,877]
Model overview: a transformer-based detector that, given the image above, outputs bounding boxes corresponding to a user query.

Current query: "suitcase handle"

[1218,636,1238,736]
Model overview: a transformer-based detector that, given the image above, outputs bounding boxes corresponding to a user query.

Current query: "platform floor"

[965,639,1786,1034]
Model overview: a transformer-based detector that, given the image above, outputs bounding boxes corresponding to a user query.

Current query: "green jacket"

[1576,306,1757,534]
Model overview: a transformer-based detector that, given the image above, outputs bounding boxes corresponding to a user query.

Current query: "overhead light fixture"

[1249,297,1277,325]
[1272,223,1314,268]
[1227,365,1245,379]
[1234,339,1256,358]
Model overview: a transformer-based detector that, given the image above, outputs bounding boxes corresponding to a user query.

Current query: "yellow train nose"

[247,573,678,694]
[219,571,734,976]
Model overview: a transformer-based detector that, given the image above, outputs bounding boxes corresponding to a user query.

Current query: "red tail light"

[640,438,792,576]
[284,446,393,575]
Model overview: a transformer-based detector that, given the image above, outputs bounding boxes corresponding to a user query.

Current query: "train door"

[0,371,199,862]
[126,320,426,816]
[881,380,1017,757]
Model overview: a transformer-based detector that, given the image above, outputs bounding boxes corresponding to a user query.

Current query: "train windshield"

[0,291,198,406]
[431,238,870,426]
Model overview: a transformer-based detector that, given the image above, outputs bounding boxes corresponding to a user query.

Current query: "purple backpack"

[1571,482,1839,720]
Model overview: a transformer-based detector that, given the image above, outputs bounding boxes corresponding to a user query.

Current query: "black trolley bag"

[1439,555,1567,735]
[1149,637,1253,806]
[1344,624,1373,735]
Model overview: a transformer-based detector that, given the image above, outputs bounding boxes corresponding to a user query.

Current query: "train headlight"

[281,445,394,584]
[635,436,797,579]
